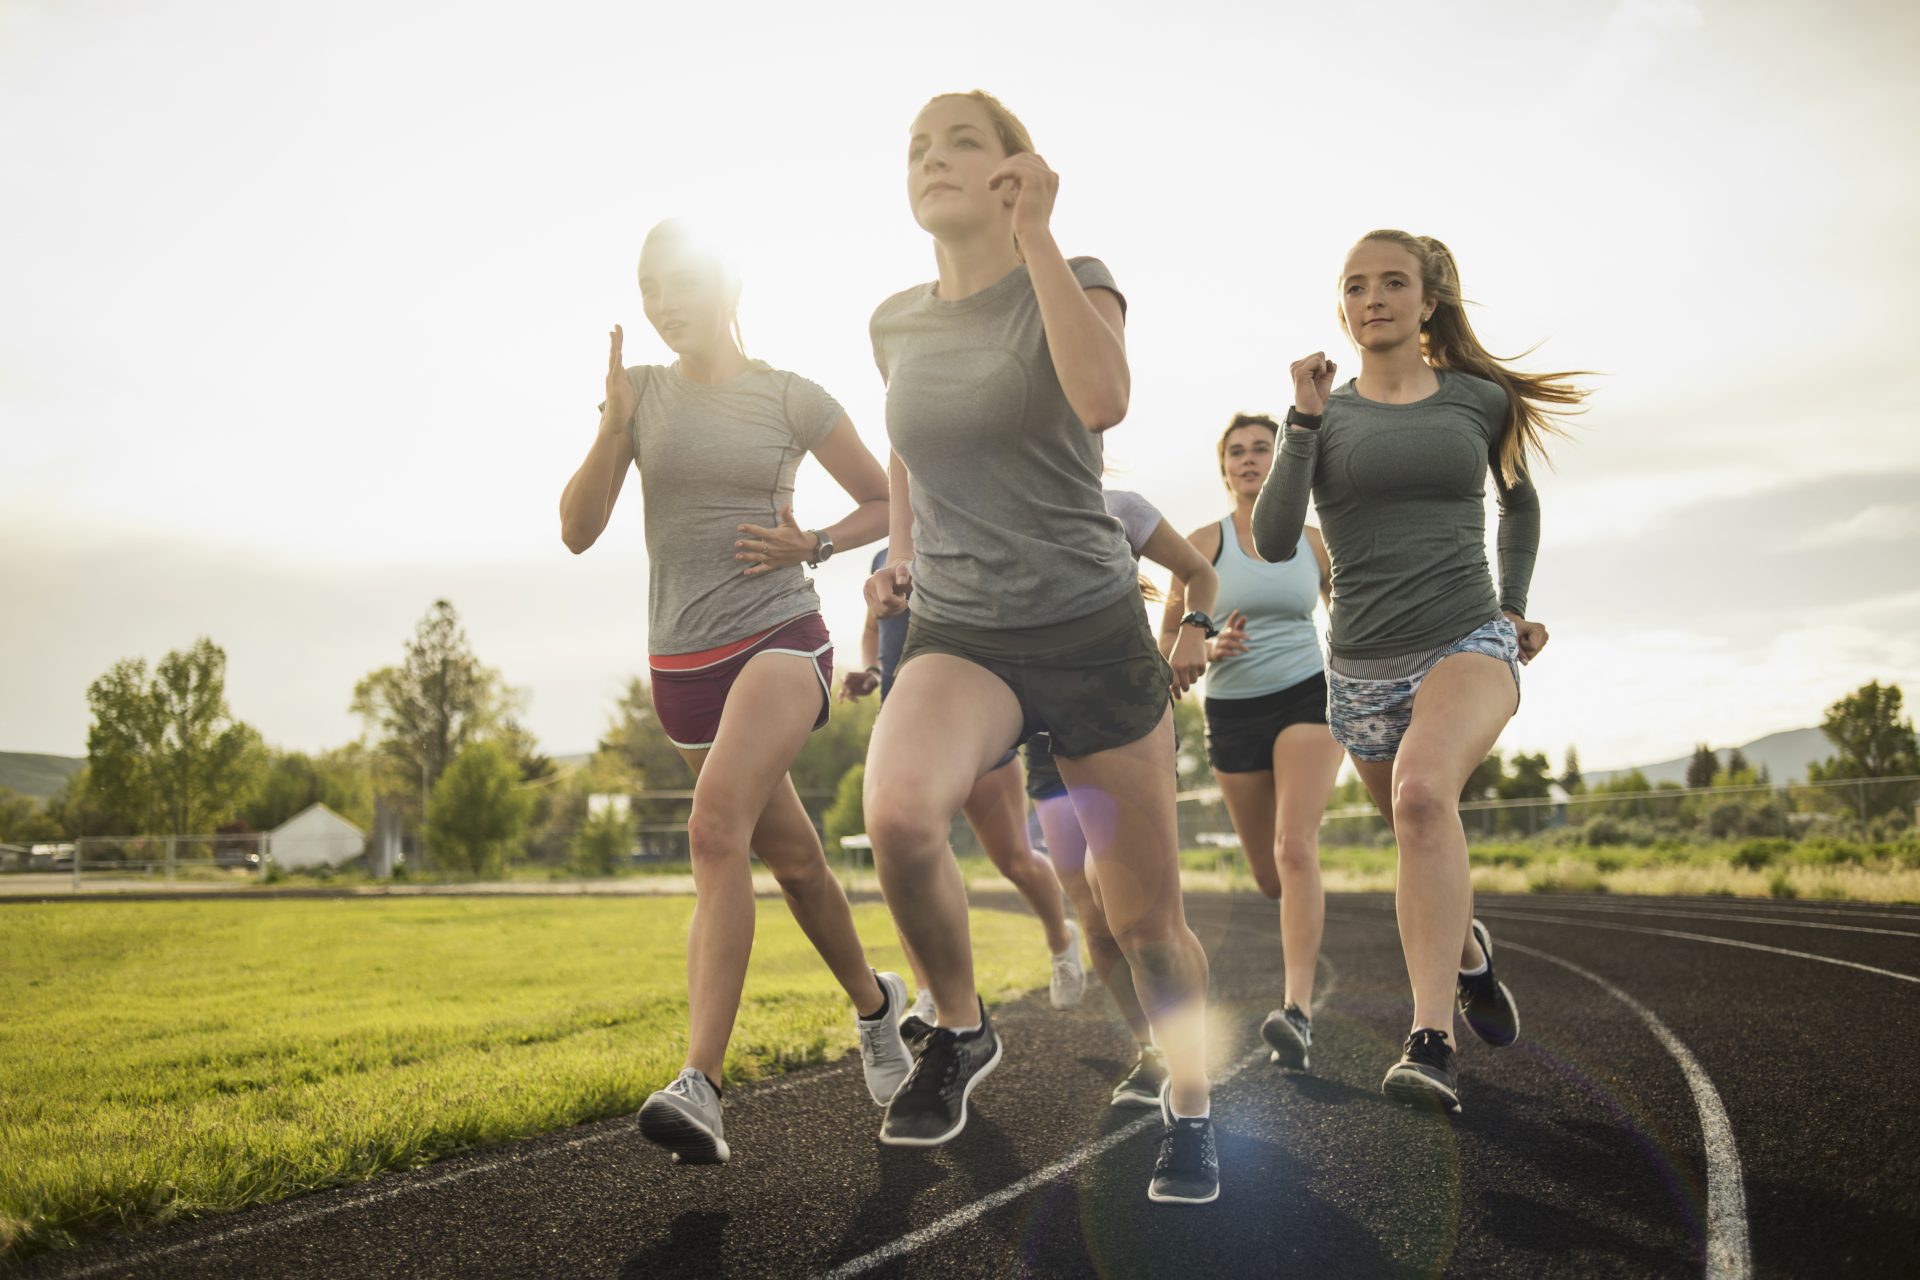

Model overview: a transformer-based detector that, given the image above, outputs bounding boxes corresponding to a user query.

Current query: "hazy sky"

[3,0,1917,771]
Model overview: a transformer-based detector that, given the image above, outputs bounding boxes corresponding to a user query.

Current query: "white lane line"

[1481,902,1920,938]
[1498,939,1751,1280]
[823,956,1340,1280]
[1475,910,1920,986]
[48,1059,863,1280]
[1501,896,1920,924]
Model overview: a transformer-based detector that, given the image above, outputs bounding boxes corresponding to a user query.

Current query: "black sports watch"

[1179,610,1219,638]
[807,530,834,567]
[1284,406,1323,430]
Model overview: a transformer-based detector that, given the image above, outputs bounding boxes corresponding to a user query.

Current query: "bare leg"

[1037,792,1151,1044]
[677,653,881,1081]
[1270,724,1345,1009]
[1057,707,1210,1115]
[864,655,1024,1029]
[962,756,1072,955]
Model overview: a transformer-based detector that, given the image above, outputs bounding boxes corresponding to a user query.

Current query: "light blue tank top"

[1204,516,1325,701]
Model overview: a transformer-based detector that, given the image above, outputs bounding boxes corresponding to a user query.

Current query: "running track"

[16,892,1920,1279]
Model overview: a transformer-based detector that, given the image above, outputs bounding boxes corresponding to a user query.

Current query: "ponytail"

[1355,230,1589,486]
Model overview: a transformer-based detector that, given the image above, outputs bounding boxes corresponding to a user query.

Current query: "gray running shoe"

[639,1067,729,1164]
[1261,1002,1313,1070]
[858,970,913,1104]
[1050,920,1087,1009]
[1110,1044,1169,1108]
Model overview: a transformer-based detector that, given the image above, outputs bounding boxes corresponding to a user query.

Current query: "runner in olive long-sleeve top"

[1252,229,1586,1115]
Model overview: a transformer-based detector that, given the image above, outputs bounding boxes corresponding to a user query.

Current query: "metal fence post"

[72,839,82,893]
[166,835,176,884]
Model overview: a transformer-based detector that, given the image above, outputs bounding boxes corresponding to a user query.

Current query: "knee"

[686,806,747,865]
[1274,831,1320,877]
[1391,773,1456,833]
[763,842,827,897]
[863,797,948,865]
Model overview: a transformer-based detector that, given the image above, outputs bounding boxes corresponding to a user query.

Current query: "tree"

[352,600,513,820]
[85,638,264,834]
[1808,680,1919,819]
[1560,745,1583,794]
[243,745,377,832]
[0,787,64,844]
[426,739,533,877]
[43,766,110,839]
[1461,752,1505,802]
[823,763,866,855]
[1685,743,1719,791]
[1496,752,1554,801]
[570,801,634,876]
[1725,747,1752,780]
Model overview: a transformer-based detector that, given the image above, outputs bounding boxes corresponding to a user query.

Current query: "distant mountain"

[0,752,85,801]
[1584,727,1832,788]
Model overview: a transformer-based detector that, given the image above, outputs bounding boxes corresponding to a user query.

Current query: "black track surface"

[15,892,1920,1279]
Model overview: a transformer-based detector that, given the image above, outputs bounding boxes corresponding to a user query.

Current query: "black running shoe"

[878,1000,1001,1146]
[1260,1003,1313,1070]
[1110,1044,1168,1108]
[1381,1028,1461,1114]
[898,1013,935,1052]
[1147,1084,1220,1204]
[1457,918,1520,1048]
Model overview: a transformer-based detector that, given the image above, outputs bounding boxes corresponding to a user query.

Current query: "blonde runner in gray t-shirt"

[856,90,1223,1206]
[558,220,910,1167]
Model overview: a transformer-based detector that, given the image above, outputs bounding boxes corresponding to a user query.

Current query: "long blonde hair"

[1351,230,1588,485]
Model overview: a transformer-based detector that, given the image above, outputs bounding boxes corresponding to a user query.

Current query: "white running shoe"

[1050,920,1087,1009]
[905,987,936,1026]
[858,970,913,1104]
[639,1067,729,1165]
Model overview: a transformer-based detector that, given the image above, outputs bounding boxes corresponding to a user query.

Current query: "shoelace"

[1156,1118,1214,1175]
[1404,1029,1452,1064]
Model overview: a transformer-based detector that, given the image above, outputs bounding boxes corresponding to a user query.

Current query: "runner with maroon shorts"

[559,219,912,1165]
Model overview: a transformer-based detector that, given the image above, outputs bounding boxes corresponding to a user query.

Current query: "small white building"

[271,803,366,871]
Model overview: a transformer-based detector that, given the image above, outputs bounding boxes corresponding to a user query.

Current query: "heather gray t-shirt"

[870,258,1139,628]
[1250,370,1541,661]
[606,361,845,655]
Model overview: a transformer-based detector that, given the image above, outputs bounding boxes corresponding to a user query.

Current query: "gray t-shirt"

[1103,488,1162,556]
[1250,370,1541,661]
[870,258,1139,629]
[608,361,844,655]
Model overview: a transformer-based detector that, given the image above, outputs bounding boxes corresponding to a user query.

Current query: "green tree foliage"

[1685,743,1719,790]
[1560,745,1584,794]
[352,601,515,819]
[823,763,866,854]
[1724,747,1752,780]
[569,801,634,876]
[243,746,376,832]
[84,638,264,834]
[1808,680,1919,819]
[1496,752,1554,801]
[1461,752,1505,802]
[598,676,695,834]
[426,739,533,877]
[43,767,109,839]
[0,787,64,844]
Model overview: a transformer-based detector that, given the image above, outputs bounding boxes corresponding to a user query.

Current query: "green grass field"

[0,898,1053,1261]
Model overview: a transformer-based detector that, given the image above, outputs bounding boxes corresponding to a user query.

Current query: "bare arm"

[1140,518,1220,700]
[991,152,1130,431]
[559,326,640,555]
[863,451,916,618]
[732,416,889,575]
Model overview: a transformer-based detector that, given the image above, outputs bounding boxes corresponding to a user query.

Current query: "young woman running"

[1253,230,1584,1114]
[842,552,1088,1018]
[559,220,913,1164]
[861,91,1219,1203]
[1024,487,1219,1108]
[1162,414,1344,1074]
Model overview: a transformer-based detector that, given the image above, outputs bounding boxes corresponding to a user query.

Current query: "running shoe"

[1147,1083,1220,1204]
[639,1067,730,1165]
[1381,1028,1461,1114]
[879,999,1001,1146]
[858,970,913,1104]
[1050,920,1087,1009]
[1110,1044,1168,1108]
[1457,918,1520,1048]
[899,987,936,1051]
[1261,1002,1313,1071]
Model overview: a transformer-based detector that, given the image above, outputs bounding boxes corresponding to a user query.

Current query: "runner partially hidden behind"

[1253,230,1586,1114]
[559,219,912,1165]
[1163,414,1344,1075]
[861,91,1220,1203]
[842,543,1088,1020]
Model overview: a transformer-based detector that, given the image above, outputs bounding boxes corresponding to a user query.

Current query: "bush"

[1583,818,1633,848]
[1528,859,1606,894]
[1731,838,1791,871]
[570,804,634,877]
[1768,871,1798,899]
[823,764,866,856]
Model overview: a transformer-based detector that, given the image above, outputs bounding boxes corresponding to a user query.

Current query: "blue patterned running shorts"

[1326,618,1522,763]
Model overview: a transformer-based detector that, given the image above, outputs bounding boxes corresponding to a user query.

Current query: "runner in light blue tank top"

[1161,413,1345,1074]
